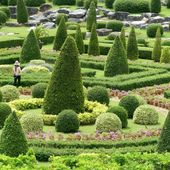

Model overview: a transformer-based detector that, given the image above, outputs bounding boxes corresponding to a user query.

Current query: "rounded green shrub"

[55,109,79,133]
[130,94,146,105]
[1,85,19,102]
[76,0,84,6]
[87,86,109,106]
[20,113,44,133]
[164,90,170,99]
[133,105,159,125]
[56,13,68,25]
[107,105,128,128]
[25,0,45,6]
[95,112,122,132]
[114,0,150,13]
[84,0,97,9]
[53,0,76,5]
[147,24,163,38]
[107,33,117,40]
[0,7,10,19]
[0,90,2,102]
[0,111,28,157]
[119,95,140,119]
[0,103,12,129]
[106,20,123,32]
[32,83,48,98]
[97,21,106,29]
[0,11,7,25]
[105,0,114,8]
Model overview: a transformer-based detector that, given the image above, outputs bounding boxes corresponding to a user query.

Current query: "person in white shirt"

[13,61,21,86]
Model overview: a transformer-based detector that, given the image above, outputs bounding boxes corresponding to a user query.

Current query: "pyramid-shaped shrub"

[44,36,84,115]
[104,36,129,77]
[88,23,100,56]
[20,29,41,63]
[0,111,28,157]
[127,26,139,60]
[157,111,170,152]
[152,28,162,62]
[120,26,126,49]
[53,16,67,51]
[17,0,28,24]
[86,1,96,31]
[75,25,85,54]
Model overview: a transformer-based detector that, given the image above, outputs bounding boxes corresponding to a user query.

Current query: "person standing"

[13,61,21,86]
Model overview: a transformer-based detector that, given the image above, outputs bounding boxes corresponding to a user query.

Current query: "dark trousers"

[14,75,21,86]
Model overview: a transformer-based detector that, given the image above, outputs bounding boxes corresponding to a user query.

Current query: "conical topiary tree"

[86,1,96,31]
[120,26,126,49]
[150,0,161,13]
[44,36,84,115]
[75,25,85,54]
[17,0,28,24]
[152,28,161,62]
[88,23,100,56]
[160,47,170,63]
[157,111,170,152]
[104,36,129,77]
[167,0,170,8]
[127,26,139,60]
[0,111,28,157]
[53,16,67,51]
[20,29,41,63]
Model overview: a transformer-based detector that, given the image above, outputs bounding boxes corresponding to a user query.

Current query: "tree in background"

[17,0,28,23]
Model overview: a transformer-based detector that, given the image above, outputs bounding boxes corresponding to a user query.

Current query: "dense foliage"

[56,13,68,25]
[44,36,84,115]
[53,0,76,5]
[105,0,114,8]
[0,112,28,157]
[32,83,47,98]
[0,11,7,25]
[17,0,28,24]
[106,20,123,32]
[147,24,163,38]
[55,109,80,133]
[150,0,161,13]
[87,86,109,105]
[160,47,170,64]
[25,0,45,6]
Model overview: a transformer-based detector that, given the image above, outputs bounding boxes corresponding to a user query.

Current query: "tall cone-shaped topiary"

[157,111,170,152]
[127,26,139,60]
[20,29,41,63]
[152,28,162,62]
[120,26,126,50]
[0,111,28,157]
[150,0,161,13]
[75,25,85,54]
[17,0,28,24]
[88,23,100,56]
[53,16,67,51]
[104,36,129,77]
[160,47,170,64]
[44,36,84,115]
[86,1,96,31]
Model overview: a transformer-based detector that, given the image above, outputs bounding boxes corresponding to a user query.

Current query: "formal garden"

[1,0,170,169]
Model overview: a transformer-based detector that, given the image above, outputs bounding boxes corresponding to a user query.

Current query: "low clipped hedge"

[147,24,164,38]
[106,20,123,32]
[114,0,150,13]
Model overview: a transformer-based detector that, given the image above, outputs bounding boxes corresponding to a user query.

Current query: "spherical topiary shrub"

[106,20,123,32]
[107,106,128,128]
[130,94,146,105]
[55,110,80,133]
[20,113,44,133]
[25,0,45,7]
[133,105,159,125]
[164,90,170,99]
[32,83,48,98]
[1,85,19,102]
[87,86,110,106]
[95,112,122,132]
[119,95,140,119]
[0,103,12,129]
[0,11,7,25]
[0,90,2,102]
[56,13,68,25]
[147,24,163,38]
